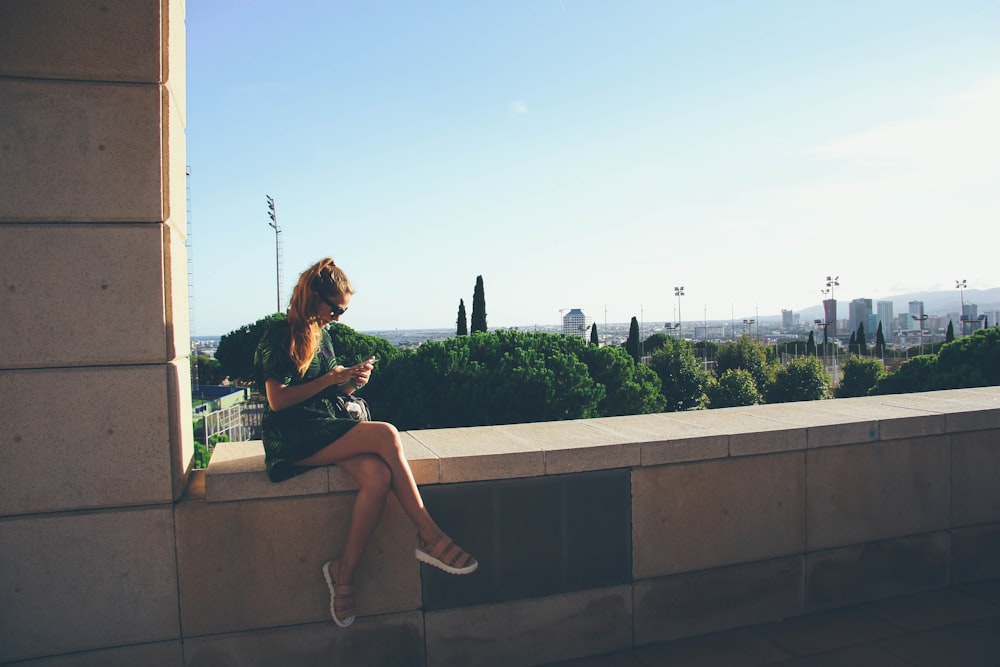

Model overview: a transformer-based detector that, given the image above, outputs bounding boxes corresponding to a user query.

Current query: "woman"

[254,257,477,628]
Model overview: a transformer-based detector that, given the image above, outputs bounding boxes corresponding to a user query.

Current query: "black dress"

[254,320,359,482]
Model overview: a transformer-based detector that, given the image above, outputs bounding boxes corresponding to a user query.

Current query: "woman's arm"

[264,366,368,412]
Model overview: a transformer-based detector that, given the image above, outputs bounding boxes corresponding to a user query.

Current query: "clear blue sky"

[186,1,1000,335]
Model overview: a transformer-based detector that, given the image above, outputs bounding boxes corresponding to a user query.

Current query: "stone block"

[0,507,179,663]
[952,430,1000,526]
[205,441,328,502]
[0,366,175,516]
[401,431,441,485]
[952,522,1000,583]
[500,419,639,475]
[409,425,544,482]
[0,79,163,223]
[585,413,728,466]
[182,611,424,667]
[174,494,419,636]
[634,556,803,644]
[424,586,632,667]
[632,453,805,579]
[164,224,190,362]
[805,532,950,613]
[806,438,951,551]
[0,225,167,368]
[167,358,195,500]
[2,641,183,667]
[751,402,880,449]
[0,0,162,82]
[670,406,806,456]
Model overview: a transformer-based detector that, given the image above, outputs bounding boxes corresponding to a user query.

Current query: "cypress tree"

[590,322,599,346]
[806,330,816,356]
[857,323,868,356]
[875,321,886,357]
[456,299,468,336]
[626,316,640,362]
[471,275,487,333]
[945,320,955,342]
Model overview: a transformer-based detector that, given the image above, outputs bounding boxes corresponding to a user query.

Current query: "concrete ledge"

[202,388,1000,506]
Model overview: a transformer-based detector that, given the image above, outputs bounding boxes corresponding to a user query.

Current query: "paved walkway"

[544,579,1000,666]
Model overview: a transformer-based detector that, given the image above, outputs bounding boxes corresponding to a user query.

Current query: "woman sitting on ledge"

[254,257,477,628]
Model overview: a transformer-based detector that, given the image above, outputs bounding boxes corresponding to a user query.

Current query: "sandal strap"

[429,537,473,568]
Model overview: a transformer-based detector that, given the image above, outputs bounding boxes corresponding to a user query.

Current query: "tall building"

[781,309,794,329]
[908,301,925,331]
[562,308,592,339]
[849,298,873,338]
[822,299,838,338]
[876,300,893,334]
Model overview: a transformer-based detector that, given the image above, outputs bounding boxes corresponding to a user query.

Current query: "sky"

[186,1,1000,335]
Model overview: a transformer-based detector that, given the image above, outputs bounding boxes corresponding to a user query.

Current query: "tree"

[874,321,886,358]
[715,334,774,398]
[857,323,868,356]
[647,337,709,411]
[365,330,615,430]
[766,356,830,403]
[589,322,599,345]
[625,317,640,363]
[835,356,886,398]
[806,330,817,356]
[706,368,760,408]
[194,354,223,385]
[216,313,286,382]
[848,331,857,354]
[470,275,487,333]
[456,299,468,336]
[945,320,955,343]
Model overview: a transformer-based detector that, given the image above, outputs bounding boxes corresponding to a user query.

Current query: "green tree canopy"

[625,317,640,362]
[216,313,286,382]
[706,368,760,408]
[766,356,830,403]
[874,321,886,358]
[471,275,487,333]
[715,335,774,398]
[647,337,708,411]
[835,356,886,398]
[590,322,599,345]
[456,299,468,336]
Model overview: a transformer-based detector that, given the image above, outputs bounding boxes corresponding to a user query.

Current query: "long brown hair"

[286,257,353,376]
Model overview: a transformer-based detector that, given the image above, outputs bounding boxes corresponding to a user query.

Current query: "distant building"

[908,300,925,331]
[876,300,893,334]
[822,299,838,338]
[849,298,873,338]
[781,309,795,329]
[562,309,592,339]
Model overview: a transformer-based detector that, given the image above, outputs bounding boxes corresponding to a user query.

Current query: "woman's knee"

[353,455,391,494]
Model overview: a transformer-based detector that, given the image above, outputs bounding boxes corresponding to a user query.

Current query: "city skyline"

[186,2,1000,336]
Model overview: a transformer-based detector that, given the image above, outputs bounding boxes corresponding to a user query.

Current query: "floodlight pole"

[266,195,282,313]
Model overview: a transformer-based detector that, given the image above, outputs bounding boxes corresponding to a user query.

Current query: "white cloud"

[508,100,528,117]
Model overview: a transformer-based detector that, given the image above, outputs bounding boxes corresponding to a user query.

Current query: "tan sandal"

[415,535,478,575]
[321,560,355,627]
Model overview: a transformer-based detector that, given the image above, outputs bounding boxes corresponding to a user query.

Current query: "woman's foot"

[415,534,478,575]
[321,559,356,627]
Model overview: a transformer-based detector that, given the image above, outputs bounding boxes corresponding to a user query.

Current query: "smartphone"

[357,356,377,369]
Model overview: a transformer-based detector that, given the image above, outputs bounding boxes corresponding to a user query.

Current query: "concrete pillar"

[0,1,189,662]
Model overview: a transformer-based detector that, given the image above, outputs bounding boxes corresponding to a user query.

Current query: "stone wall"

[179,387,1000,667]
[0,1,190,664]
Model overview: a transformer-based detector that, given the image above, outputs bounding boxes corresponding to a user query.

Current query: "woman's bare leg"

[295,421,447,548]
[333,454,391,583]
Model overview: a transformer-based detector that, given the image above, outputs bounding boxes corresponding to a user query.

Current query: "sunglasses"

[318,293,348,317]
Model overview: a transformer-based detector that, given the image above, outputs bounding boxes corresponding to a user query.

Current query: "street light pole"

[912,314,928,355]
[956,279,967,336]
[743,318,755,338]
[266,195,282,313]
[674,286,684,339]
